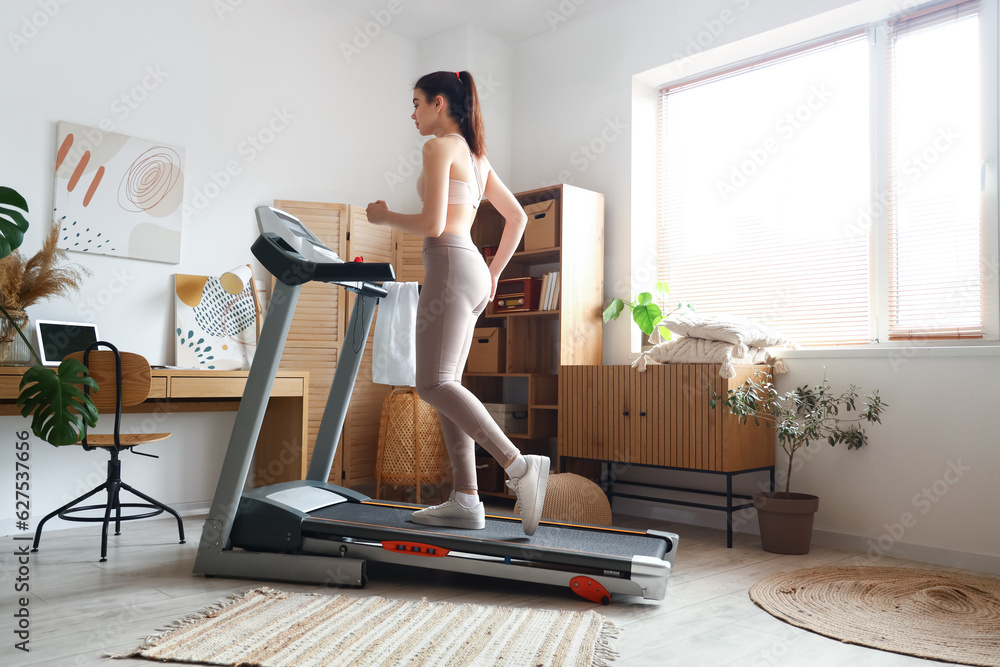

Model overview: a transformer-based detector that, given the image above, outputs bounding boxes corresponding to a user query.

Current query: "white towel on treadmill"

[372,281,418,386]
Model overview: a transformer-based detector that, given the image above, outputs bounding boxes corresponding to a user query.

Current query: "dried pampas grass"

[0,220,91,310]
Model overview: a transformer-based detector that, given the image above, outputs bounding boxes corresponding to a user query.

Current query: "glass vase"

[0,310,33,366]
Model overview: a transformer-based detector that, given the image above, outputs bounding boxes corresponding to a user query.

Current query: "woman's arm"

[367,139,449,237]
[481,165,527,300]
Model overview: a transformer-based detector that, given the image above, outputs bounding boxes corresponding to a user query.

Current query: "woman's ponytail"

[456,71,486,157]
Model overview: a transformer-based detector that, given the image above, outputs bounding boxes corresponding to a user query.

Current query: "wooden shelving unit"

[464,184,605,497]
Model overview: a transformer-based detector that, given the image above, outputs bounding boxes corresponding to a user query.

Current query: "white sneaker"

[411,492,486,530]
[506,455,550,536]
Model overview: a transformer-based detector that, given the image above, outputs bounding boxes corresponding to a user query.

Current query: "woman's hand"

[489,267,500,301]
[366,200,390,225]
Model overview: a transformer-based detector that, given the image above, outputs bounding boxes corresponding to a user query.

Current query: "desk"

[0,367,309,486]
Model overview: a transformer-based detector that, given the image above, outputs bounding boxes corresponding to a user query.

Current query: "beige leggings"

[415,233,519,491]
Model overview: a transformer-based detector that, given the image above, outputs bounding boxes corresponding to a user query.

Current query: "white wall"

[769,350,1000,571]
[0,0,420,530]
[416,24,513,182]
[511,0,1000,569]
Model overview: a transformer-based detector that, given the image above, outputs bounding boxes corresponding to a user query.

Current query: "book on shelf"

[538,272,551,311]
[538,270,560,311]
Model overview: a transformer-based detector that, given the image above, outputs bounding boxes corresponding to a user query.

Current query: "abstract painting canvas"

[53,121,185,263]
[174,274,258,370]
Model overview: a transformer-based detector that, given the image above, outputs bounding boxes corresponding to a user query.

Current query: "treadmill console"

[255,206,342,264]
[251,205,395,287]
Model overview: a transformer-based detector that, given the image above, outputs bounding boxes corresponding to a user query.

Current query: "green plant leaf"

[602,298,625,323]
[657,325,672,342]
[654,280,669,296]
[635,291,652,306]
[0,186,29,258]
[17,359,99,446]
[706,366,886,493]
[633,302,662,336]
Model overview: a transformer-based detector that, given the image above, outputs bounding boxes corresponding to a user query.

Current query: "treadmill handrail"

[251,233,394,290]
[195,210,393,577]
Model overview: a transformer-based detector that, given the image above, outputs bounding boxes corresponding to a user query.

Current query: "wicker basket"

[375,388,449,503]
[514,473,613,525]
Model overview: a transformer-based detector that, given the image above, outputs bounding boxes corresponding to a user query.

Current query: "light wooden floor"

[3,510,994,667]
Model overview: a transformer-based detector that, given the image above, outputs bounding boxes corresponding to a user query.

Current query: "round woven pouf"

[749,566,1000,666]
[513,473,612,525]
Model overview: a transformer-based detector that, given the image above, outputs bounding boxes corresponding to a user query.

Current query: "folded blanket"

[632,336,787,378]
[660,313,796,358]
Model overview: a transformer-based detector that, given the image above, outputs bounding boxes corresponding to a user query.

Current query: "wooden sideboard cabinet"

[559,363,775,546]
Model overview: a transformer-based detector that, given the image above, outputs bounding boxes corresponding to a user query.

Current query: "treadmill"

[192,206,679,604]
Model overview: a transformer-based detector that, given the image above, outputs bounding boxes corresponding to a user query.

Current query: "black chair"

[31,342,185,561]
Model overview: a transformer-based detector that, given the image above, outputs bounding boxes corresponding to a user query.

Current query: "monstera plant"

[0,186,98,445]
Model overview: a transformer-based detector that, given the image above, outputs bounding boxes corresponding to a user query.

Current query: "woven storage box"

[475,456,505,493]
[514,472,612,525]
[375,388,449,503]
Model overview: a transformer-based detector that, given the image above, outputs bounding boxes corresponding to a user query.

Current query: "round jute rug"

[749,566,1000,666]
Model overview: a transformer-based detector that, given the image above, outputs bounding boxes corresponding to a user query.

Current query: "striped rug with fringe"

[119,587,620,666]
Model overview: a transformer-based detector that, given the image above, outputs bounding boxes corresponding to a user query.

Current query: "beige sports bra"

[416,134,483,208]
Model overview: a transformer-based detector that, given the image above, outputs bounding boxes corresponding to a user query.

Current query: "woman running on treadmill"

[366,70,549,536]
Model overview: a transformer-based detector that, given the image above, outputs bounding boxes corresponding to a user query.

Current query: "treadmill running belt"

[304,502,668,572]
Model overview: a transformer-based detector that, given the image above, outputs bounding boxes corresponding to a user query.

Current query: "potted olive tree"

[0,186,98,445]
[711,367,887,554]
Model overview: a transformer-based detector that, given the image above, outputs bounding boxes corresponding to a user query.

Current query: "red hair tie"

[455,71,461,80]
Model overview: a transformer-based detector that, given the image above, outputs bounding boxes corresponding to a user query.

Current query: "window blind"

[657,34,872,346]
[886,2,983,339]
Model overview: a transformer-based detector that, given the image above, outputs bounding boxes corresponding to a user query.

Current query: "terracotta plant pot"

[753,492,820,555]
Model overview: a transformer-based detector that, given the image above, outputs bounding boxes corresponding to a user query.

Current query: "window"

[887,7,983,338]
[656,0,996,346]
